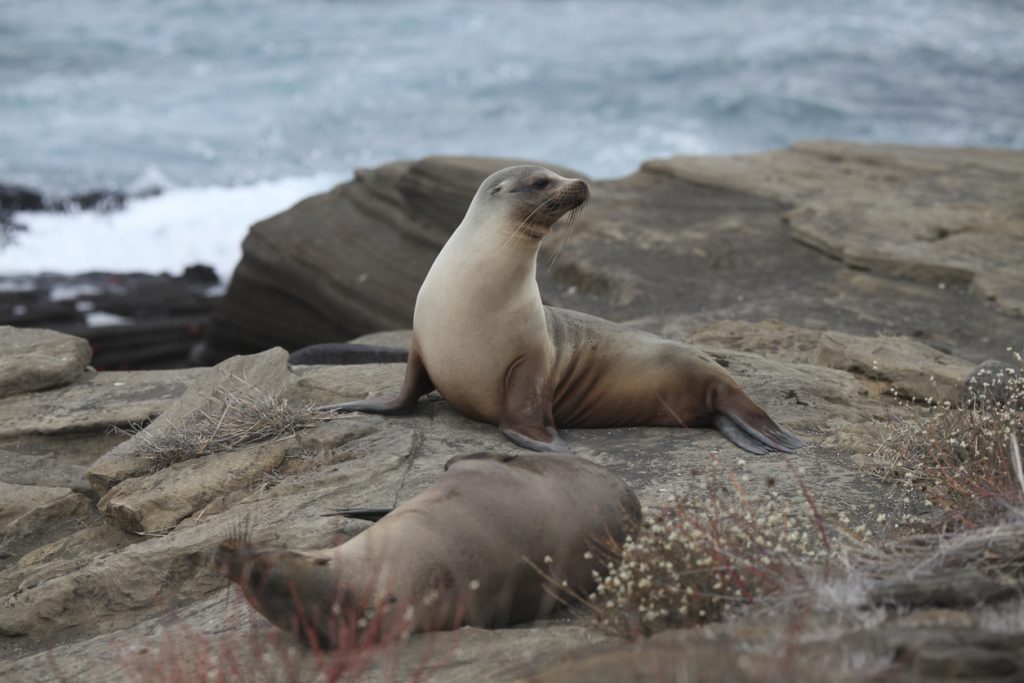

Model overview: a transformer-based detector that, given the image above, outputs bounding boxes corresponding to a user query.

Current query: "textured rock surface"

[204,157,584,358]
[0,326,91,399]
[646,142,1024,316]
[515,608,1024,683]
[3,143,1024,681]
[0,331,907,662]
[206,142,1024,366]
[815,330,975,404]
[86,348,296,496]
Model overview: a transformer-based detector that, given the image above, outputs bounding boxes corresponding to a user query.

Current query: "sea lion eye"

[532,178,551,190]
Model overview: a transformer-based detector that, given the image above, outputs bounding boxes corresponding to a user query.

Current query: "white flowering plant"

[586,462,833,638]
[878,349,1024,528]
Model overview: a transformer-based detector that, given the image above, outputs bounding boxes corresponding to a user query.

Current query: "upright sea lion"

[215,452,640,647]
[326,165,804,455]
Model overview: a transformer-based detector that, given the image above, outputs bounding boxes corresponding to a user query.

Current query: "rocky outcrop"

[685,319,976,404]
[0,326,91,399]
[2,144,1023,680]
[0,312,1000,680]
[645,142,1024,316]
[201,157,584,360]
[204,142,1024,367]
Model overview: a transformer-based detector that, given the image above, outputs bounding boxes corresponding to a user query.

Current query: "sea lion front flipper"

[320,341,434,415]
[498,353,571,453]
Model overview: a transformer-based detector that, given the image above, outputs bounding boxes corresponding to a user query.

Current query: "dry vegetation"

[877,350,1023,528]
[588,349,1024,644]
[586,460,836,638]
[103,353,1024,680]
[118,378,333,471]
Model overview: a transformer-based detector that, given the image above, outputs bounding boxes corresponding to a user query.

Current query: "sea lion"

[325,165,804,455]
[214,452,640,647]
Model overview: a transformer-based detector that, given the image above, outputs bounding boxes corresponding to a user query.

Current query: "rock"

[0,271,222,371]
[98,441,288,534]
[517,612,1024,683]
[205,144,1024,367]
[0,482,91,542]
[0,326,91,399]
[645,141,1024,316]
[0,482,93,569]
[687,319,824,364]
[86,347,298,496]
[0,344,902,649]
[0,184,44,212]
[0,367,204,440]
[3,146,1024,680]
[203,157,583,358]
[815,331,975,404]
[0,449,91,492]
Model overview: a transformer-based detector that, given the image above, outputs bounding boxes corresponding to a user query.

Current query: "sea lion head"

[214,538,346,647]
[472,165,589,238]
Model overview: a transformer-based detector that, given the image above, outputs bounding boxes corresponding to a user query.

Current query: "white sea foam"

[0,174,342,281]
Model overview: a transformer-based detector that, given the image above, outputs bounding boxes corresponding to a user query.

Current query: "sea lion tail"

[714,388,805,455]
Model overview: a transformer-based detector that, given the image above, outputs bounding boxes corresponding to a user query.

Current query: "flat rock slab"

[516,608,1024,683]
[98,441,288,534]
[86,347,297,495]
[0,367,205,439]
[815,330,975,404]
[0,340,908,651]
[0,590,609,683]
[0,326,91,399]
[683,319,975,404]
[646,142,1024,316]
[0,482,90,539]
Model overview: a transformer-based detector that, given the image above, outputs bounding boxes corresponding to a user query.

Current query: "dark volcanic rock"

[0,270,221,370]
[0,184,44,212]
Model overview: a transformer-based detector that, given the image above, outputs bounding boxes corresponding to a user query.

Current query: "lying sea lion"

[215,452,640,647]
[326,165,804,455]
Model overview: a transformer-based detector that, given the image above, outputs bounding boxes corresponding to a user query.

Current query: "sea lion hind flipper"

[318,341,434,415]
[713,414,773,455]
[713,393,806,454]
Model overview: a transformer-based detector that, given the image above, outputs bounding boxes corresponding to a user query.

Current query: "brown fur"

[327,165,804,454]
[214,452,640,648]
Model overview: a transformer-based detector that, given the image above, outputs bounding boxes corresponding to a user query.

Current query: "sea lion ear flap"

[444,451,518,471]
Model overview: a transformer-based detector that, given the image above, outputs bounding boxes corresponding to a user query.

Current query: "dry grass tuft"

[586,460,835,638]
[118,378,333,471]
[841,518,1024,584]
[876,349,1023,528]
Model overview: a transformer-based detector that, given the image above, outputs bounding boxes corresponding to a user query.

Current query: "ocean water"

[2,0,1022,277]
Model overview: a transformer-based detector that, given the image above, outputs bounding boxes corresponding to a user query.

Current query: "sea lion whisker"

[500,190,562,253]
[545,200,585,270]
